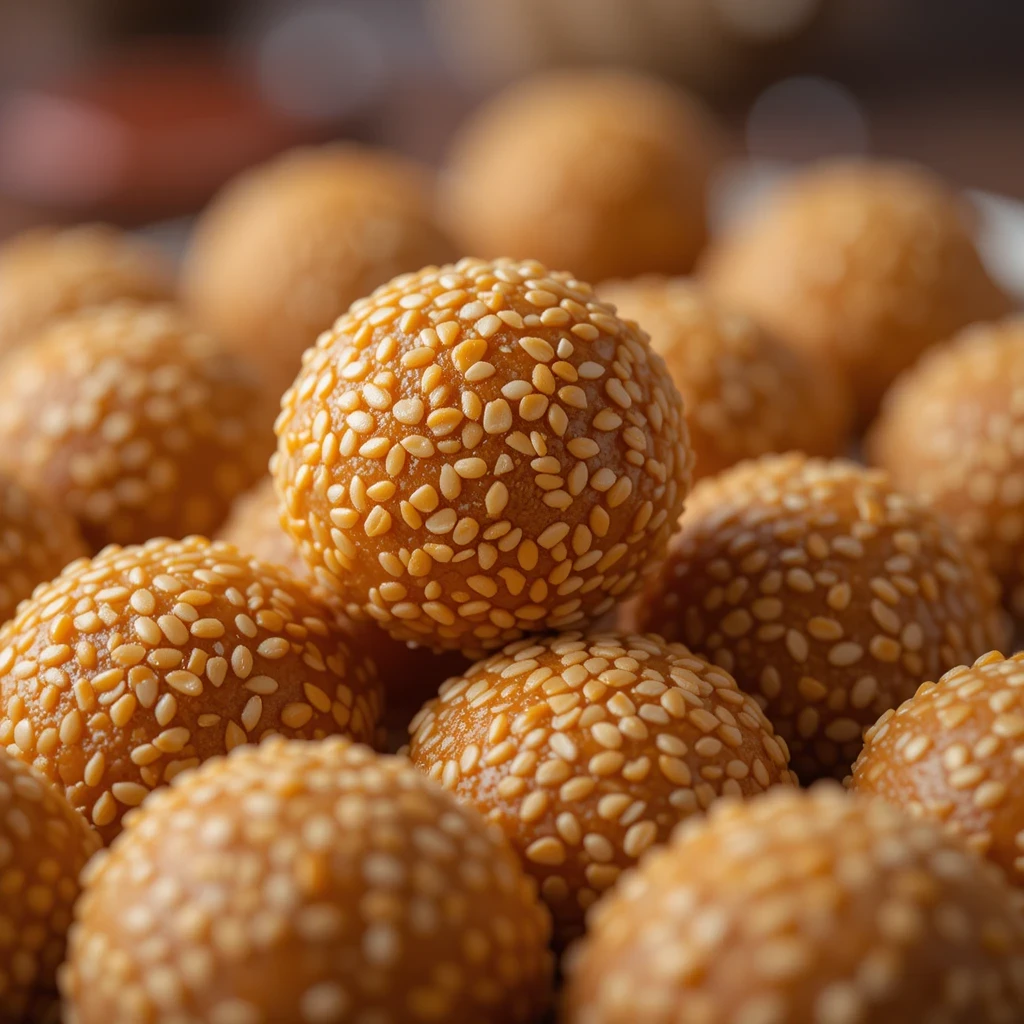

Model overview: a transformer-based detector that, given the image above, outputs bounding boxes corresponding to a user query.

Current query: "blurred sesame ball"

[182,144,456,401]
[441,71,715,285]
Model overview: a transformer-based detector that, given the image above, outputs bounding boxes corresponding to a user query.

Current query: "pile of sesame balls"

[0,67,1023,1024]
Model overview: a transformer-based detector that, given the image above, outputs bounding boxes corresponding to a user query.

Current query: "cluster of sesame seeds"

[632,453,1008,782]
[274,257,692,655]
[0,750,100,1022]
[0,224,174,356]
[703,160,1011,420]
[407,630,795,940]
[0,473,87,627]
[62,737,553,1024]
[441,71,712,285]
[0,536,382,843]
[868,318,1024,617]
[852,650,1024,885]
[0,301,276,551]
[183,144,455,399]
[600,277,852,481]
[563,785,1024,1024]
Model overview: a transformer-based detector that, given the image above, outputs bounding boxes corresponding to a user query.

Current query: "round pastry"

[868,318,1024,617]
[0,224,174,358]
[441,71,713,284]
[629,453,1008,782]
[0,749,100,1023]
[0,536,382,843]
[182,144,455,399]
[0,301,276,551]
[0,473,87,627]
[408,630,795,942]
[600,277,852,480]
[563,785,1024,1024]
[703,160,1012,422]
[61,737,554,1024]
[219,479,471,736]
[273,257,692,655]
[851,651,1024,886]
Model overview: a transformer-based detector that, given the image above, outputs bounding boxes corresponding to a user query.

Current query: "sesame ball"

[600,277,853,481]
[868,318,1024,618]
[62,736,554,1024]
[274,257,692,656]
[0,749,100,1022]
[703,160,1012,422]
[182,145,455,400]
[0,473,87,627]
[851,651,1024,887]
[408,630,796,941]
[0,301,276,551]
[0,224,174,357]
[563,785,1024,1024]
[629,453,1008,782]
[0,536,382,843]
[219,479,470,737]
[441,71,713,284]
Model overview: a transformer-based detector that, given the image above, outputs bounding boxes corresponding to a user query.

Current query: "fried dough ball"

[442,71,713,284]
[274,257,692,655]
[182,144,455,399]
[703,160,1012,422]
[61,737,554,1024]
[600,277,852,480]
[564,786,1024,1024]
[0,302,276,551]
[408,630,795,942]
[0,537,382,843]
[630,454,1008,781]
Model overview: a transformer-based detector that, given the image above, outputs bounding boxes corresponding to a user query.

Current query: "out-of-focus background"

[2,0,1023,236]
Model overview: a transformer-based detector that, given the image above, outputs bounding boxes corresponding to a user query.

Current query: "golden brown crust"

[600,277,853,479]
[0,537,382,843]
[851,650,1024,885]
[183,144,456,400]
[219,478,471,736]
[703,160,1012,422]
[273,257,692,656]
[868,317,1024,617]
[61,737,553,1024]
[0,473,87,627]
[442,71,713,284]
[0,750,100,1022]
[0,225,174,358]
[631,453,1009,782]
[0,301,276,551]
[408,630,795,942]
[563,786,1024,1024]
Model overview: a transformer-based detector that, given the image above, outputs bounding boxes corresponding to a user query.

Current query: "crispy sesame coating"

[703,160,1012,422]
[0,537,382,843]
[219,479,471,738]
[0,749,100,1023]
[441,71,713,284]
[630,454,1009,782]
[0,473,87,627]
[273,257,692,656]
[61,737,554,1024]
[852,651,1024,887]
[868,318,1024,618]
[600,278,853,481]
[0,301,276,551]
[0,224,174,357]
[183,144,455,400]
[563,785,1024,1024]
[408,630,796,941]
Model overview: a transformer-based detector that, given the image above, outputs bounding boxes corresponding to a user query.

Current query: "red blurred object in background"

[0,46,310,228]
